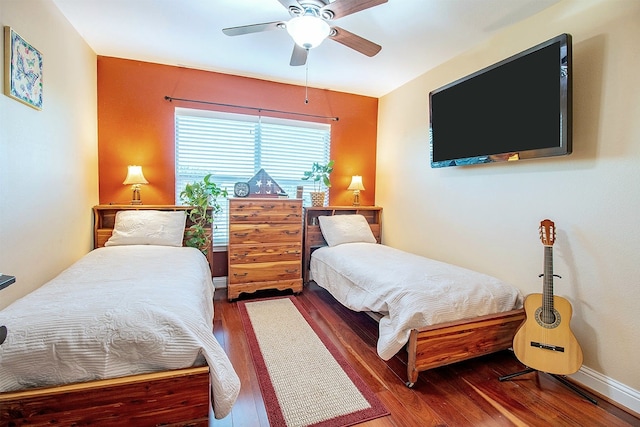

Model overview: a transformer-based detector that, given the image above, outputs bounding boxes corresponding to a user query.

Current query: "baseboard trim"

[570,366,640,415]
[212,276,227,289]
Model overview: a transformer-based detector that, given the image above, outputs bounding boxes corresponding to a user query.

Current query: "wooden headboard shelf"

[302,206,383,283]
[92,205,214,274]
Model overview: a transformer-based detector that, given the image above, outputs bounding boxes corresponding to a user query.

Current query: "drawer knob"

[234,232,249,237]
[233,272,248,277]
[285,269,299,274]
[284,230,300,235]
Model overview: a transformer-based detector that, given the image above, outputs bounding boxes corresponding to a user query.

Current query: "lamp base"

[130,185,142,205]
[352,190,361,207]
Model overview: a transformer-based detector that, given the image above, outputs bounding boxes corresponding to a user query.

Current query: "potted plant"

[179,173,228,256]
[301,160,334,206]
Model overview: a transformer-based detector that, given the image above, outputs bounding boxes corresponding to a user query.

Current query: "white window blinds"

[175,107,331,247]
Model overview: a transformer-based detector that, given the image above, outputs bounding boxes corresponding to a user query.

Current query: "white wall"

[0,0,98,309]
[377,0,640,411]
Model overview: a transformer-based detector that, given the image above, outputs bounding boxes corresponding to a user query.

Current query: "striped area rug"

[238,297,388,427]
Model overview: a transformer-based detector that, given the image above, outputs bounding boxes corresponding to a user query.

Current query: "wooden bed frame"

[0,205,215,426]
[302,206,525,387]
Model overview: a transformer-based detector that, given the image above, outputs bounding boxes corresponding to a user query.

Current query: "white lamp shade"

[347,175,365,191]
[123,165,149,185]
[286,15,331,49]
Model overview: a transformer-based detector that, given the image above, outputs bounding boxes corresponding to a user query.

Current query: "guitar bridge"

[531,341,565,352]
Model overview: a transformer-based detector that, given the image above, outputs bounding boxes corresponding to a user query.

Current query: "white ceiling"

[52,0,560,98]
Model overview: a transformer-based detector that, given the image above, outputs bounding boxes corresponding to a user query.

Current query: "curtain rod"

[164,96,339,121]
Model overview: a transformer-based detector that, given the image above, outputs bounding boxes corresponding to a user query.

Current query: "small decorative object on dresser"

[227,198,303,300]
[247,169,285,198]
[233,181,250,197]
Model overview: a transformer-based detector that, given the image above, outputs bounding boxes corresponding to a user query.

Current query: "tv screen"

[429,33,572,168]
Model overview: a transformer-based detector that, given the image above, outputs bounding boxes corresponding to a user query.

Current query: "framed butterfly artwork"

[4,26,43,110]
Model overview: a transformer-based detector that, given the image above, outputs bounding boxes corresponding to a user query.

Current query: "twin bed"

[0,205,240,425]
[304,209,525,386]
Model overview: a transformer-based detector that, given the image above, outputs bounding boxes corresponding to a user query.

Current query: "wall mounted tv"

[429,33,572,168]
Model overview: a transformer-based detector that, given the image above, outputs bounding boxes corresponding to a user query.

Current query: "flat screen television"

[429,33,572,168]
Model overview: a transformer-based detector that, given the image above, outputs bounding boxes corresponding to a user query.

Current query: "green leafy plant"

[301,160,335,192]
[179,174,228,255]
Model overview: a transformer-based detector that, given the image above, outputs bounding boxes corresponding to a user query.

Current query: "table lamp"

[123,165,148,205]
[347,175,365,207]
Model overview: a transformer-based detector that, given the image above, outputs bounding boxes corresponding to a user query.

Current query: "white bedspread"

[0,245,240,419]
[310,243,523,360]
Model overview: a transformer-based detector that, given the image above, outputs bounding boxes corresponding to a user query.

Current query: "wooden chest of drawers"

[227,198,303,300]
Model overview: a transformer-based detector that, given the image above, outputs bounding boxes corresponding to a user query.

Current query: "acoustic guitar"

[513,219,583,375]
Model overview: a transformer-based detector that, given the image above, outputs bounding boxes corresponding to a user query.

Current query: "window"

[175,107,331,247]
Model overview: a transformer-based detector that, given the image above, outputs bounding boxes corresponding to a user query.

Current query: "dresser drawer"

[229,223,302,244]
[228,243,301,263]
[229,200,302,223]
[228,261,301,284]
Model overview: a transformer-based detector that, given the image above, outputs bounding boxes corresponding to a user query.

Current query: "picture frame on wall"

[4,26,43,110]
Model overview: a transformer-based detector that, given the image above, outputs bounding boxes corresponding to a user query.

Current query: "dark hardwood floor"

[212,283,639,427]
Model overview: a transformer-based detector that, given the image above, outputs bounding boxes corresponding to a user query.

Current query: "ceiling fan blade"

[329,26,381,57]
[320,0,388,20]
[290,44,308,66]
[222,21,284,37]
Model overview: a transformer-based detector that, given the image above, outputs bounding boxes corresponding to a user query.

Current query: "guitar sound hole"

[535,307,562,329]
[541,311,556,324]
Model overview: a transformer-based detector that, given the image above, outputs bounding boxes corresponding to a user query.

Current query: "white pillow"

[318,214,377,247]
[105,210,187,247]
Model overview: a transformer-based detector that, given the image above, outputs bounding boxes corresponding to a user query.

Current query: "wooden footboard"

[0,366,210,426]
[406,309,525,386]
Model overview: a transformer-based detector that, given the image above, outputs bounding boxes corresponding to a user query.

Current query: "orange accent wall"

[97,56,378,207]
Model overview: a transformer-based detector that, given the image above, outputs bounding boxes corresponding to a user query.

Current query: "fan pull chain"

[305,49,310,104]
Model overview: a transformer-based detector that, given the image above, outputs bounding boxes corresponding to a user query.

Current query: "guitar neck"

[543,245,554,312]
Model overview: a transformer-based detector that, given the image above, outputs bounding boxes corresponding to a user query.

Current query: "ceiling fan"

[222,0,387,66]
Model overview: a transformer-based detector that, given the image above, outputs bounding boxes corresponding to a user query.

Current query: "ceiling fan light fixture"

[286,15,330,49]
